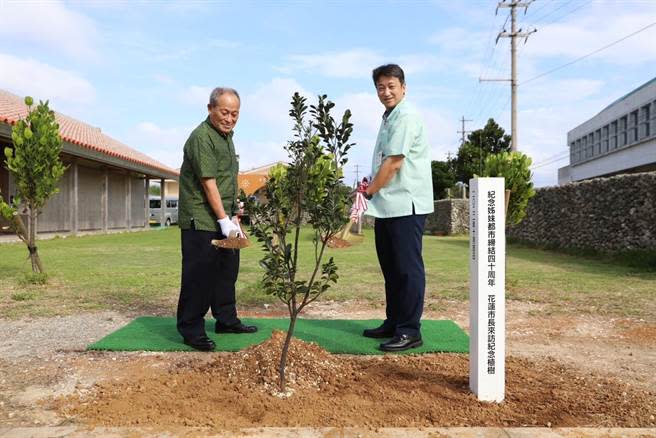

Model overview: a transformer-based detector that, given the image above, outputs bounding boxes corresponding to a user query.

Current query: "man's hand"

[218,216,241,238]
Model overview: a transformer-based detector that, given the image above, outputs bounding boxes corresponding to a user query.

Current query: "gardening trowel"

[210,217,251,249]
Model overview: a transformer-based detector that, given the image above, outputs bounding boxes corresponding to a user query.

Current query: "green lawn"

[0,227,654,320]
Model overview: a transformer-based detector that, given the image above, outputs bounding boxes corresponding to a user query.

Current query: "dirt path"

[0,301,654,430]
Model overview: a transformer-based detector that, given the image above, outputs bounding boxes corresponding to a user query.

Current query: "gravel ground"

[0,312,131,359]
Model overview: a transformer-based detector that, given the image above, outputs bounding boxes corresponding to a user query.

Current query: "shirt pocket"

[217,147,234,173]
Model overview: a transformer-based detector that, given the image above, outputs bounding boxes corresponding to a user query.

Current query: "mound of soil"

[54,333,656,430]
[187,330,362,395]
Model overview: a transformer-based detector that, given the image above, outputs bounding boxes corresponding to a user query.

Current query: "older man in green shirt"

[362,64,434,352]
[176,87,257,351]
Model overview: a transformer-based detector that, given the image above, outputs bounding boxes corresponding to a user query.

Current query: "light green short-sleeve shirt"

[366,98,434,218]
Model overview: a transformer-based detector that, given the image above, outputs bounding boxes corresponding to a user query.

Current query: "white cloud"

[420,106,457,159]
[522,78,605,105]
[178,85,213,107]
[126,122,194,170]
[428,26,488,57]
[285,49,384,78]
[333,92,382,136]
[0,0,98,60]
[237,140,289,171]
[397,54,448,76]
[525,11,656,66]
[242,77,313,136]
[284,48,456,79]
[0,53,96,104]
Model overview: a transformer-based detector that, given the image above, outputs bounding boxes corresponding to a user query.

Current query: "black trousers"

[176,228,240,340]
[374,212,427,337]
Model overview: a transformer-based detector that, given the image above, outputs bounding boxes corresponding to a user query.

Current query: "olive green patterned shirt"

[178,117,239,232]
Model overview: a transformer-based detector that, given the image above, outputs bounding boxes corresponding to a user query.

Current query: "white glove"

[217,216,241,238]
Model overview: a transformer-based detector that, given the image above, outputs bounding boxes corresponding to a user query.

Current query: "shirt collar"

[382,97,406,121]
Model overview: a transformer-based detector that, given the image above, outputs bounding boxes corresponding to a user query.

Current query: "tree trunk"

[504,189,511,221]
[278,314,297,393]
[27,207,43,273]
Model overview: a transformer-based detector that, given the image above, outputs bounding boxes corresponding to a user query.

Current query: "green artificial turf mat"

[88,317,469,354]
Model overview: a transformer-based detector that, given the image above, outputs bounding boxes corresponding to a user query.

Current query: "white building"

[558,77,656,185]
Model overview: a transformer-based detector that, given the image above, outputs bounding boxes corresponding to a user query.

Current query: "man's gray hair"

[209,87,240,107]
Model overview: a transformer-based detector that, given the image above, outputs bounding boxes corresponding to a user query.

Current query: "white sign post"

[469,177,505,402]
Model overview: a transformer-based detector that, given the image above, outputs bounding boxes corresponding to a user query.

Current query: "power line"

[530,148,570,169]
[517,0,593,59]
[523,0,550,18]
[526,0,572,25]
[531,148,569,164]
[463,2,508,121]
[530,153,569,170]
[522,21,656,85]
[539,0,593,27]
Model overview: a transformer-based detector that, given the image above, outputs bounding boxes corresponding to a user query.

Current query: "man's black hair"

[372,64,405,85]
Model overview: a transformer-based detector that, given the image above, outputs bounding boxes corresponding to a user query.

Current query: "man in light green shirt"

[362,64,434,352]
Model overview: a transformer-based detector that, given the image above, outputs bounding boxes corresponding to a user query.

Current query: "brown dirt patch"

[53,332,656,430]
[615,320,656,346]
[326,236,351,248]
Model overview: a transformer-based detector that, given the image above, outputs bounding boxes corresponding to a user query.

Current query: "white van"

[149,196,178,226]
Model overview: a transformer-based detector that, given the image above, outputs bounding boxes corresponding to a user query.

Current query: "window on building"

[570,141,576,162]
[619,116,627,146]
[594,129,601,154]
[611,120,618,149]
[588,133,594,157]
[652,101,656,139]
[630,110,638,143]
[582,136,588,158]
[575,139,581,161]
[602,125,609,152]
[641,104,650,139]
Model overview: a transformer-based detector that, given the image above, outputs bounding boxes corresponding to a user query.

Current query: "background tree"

[455,118,511,183]
[148,183,161,196]
[0,97,66,273]
[245,93,353,394]
[482,151,536,225]
[431,159,456,199]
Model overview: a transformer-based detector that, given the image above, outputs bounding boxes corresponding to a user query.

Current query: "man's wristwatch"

[363,191,373,200]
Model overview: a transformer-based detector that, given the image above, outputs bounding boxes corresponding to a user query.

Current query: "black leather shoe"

[379,334,423,352]
[183,336,216,351]
[215,322,258,334]
[362,324,395,339]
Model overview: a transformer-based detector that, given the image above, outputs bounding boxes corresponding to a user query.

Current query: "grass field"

[1,226,654,319]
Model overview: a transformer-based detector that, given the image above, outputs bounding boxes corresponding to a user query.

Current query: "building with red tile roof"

[0,89,179,235]
[238,161,285,197]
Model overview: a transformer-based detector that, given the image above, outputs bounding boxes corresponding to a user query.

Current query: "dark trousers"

[176,228,240,340]
[374,212,427,337]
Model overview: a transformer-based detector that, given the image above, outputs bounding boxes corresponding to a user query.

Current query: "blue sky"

[1,0,655,187]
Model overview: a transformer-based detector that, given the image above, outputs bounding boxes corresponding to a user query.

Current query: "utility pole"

[458,116,473,145]
[480,0,537,152]
[352,164,365,187]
